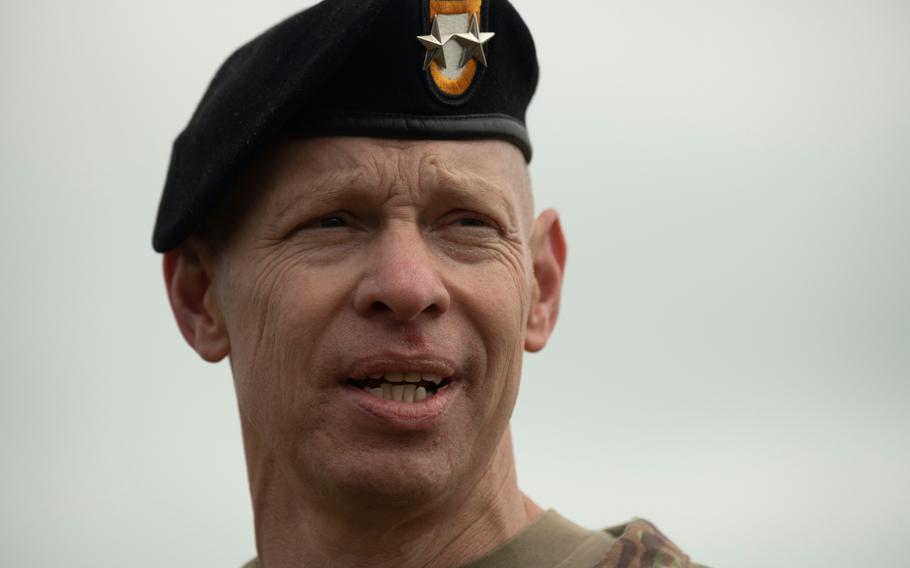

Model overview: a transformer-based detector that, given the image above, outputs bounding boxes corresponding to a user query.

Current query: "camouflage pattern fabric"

[241,516,706,568]
[597,519,694,568]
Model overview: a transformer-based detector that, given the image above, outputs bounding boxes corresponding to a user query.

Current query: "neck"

[240,415,541,568]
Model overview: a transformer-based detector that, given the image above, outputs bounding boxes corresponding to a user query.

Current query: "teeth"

[363,383,437,403]
[356,372,449,402]
[362,371,445,384]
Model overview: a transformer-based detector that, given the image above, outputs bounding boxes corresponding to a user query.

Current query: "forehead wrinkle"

[366,143,419,208]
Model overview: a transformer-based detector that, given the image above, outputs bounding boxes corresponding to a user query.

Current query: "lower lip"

[342,381,458,431]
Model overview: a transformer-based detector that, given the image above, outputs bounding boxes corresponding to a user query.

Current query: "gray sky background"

[1,1,908,567]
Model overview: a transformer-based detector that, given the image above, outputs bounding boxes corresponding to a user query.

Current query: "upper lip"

[346,354,457,381]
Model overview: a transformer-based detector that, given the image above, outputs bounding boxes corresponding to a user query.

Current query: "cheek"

[451,258,531,401]
[447,238,531,326]
[466,253,532,342]
[223,257,346,447]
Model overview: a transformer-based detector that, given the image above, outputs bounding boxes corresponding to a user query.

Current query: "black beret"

[152,0,539,252]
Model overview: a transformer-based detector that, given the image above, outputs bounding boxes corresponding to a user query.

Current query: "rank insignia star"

[416,16,450,70]
[454,14,495,67]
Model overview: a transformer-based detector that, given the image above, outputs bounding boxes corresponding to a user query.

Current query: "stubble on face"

[204,137,537,516]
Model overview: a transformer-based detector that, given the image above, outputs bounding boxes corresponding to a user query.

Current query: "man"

[153,1,703,566]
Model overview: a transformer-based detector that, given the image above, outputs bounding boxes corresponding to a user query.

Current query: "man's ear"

[525,209,567,353]
[162,240,230,362]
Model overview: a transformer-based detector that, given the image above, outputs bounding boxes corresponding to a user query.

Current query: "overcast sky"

[1,1,908,567]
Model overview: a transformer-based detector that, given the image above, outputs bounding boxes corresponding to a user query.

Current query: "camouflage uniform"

[241,511,707,568]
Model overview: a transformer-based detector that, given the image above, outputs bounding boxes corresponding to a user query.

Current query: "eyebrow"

[264,161,520,231]
[431,169,520,230]
[267,167,376,223]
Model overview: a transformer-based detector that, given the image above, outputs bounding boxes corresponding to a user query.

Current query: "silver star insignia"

[416,16,451,70]
[453,14,495,67]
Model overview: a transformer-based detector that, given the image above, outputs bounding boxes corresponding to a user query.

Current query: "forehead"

[217,136,531,227]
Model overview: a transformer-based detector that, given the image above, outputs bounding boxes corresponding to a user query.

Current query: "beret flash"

[152,0,539,252]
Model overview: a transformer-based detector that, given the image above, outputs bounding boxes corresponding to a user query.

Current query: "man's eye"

[449,212,499,231]
[457,217,488,228]
[290,214,353,237]
[298,214,349,230]
[317,216,347,228]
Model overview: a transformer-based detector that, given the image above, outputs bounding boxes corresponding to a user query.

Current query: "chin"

[298,442,464,511]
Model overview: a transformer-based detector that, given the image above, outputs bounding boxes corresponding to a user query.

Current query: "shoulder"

[598,518,709,568]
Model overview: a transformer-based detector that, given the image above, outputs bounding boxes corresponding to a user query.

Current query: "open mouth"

[347,372,454,403]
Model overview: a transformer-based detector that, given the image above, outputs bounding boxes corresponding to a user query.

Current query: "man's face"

[204,137,540,507]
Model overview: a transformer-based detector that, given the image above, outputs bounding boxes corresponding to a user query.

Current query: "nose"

[353,224,451,322]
